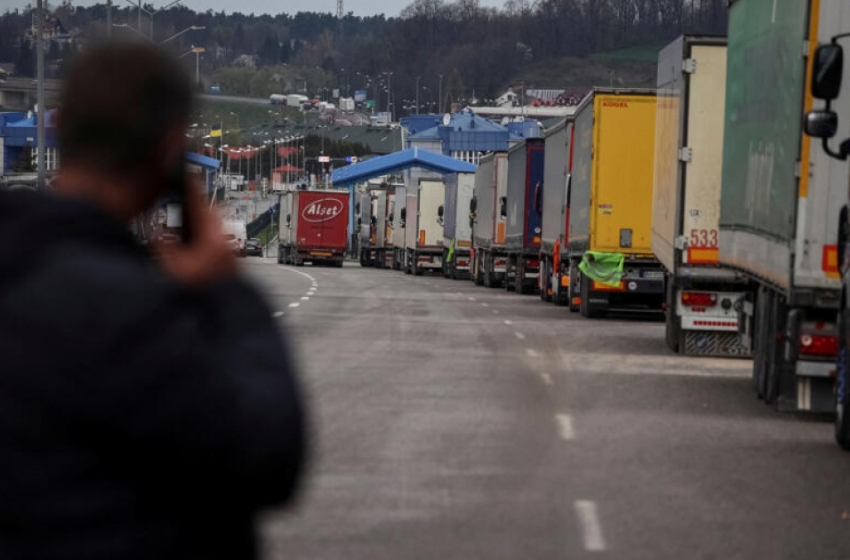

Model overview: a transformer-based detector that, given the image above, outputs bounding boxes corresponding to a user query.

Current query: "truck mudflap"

[682,331,750,357]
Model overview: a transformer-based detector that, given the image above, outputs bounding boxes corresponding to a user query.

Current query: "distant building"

[0,110,59,179]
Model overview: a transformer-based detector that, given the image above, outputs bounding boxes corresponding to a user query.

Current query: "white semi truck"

[652,35,751,357]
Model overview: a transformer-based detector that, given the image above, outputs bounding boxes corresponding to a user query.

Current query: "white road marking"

[515,332,526,340]
[503,320,513,325]
[301,296,310,301]
[493,310,500,314]
[575,500,606,552]
[272,311,284,318]
[555,414,574,440]
[772,0,778,23]
[288,303,300,308]
[481,302,489,307]
[468,296,476,301]
[526,349,538,358]
[557,349,750,379]
[540,373,553,386]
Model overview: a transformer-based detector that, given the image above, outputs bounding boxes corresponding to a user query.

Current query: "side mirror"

[805,110,839,138]
[499,196,507,218]
[285,214,291,227]
[534,181,543,214]
[812,44,844,100]
[437,205,444,218]
[400,207,407,226]
[356,202,361,214]
[470,197,477,213]
[371,215,377,226]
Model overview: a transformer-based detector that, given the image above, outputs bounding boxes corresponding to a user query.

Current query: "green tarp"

[579,251,625,288]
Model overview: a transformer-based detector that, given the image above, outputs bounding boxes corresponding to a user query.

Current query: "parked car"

[245,238,264,257]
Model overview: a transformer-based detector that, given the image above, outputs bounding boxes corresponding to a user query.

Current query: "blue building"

[401,109,541,165]
[0,111,59,176]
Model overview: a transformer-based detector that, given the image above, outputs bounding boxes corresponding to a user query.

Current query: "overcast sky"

[4,0,507,17]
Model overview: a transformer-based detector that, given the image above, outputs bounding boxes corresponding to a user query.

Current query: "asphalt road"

[241,259,850,560]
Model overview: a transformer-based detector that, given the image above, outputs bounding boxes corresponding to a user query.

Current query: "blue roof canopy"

[186,151,221,170]
[332,147,475,187]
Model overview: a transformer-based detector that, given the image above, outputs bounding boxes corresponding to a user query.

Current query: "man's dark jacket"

[0,190,306,560]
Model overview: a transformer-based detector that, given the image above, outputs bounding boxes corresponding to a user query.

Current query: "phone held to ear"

[134,165,195,246]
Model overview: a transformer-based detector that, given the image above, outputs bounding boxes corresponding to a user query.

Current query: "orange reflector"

[688,247,719,264]
[496,223,506,244]
[419,230,426,245]
[572,297,581,306]
[823,245,840,279]
[593,281,625,292]
[560,275,570,287]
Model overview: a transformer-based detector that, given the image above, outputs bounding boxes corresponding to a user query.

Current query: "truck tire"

[665,281,680,353]
[579,272,606,318]
[474,252,484,286]
[540,257,552,302]
[515,258,526,294]
[483,253,494,288]
[752,287,768,399]
[836,311,850,450]
[568,261,581,312]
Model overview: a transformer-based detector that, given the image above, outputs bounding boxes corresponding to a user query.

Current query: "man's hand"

[154,178,237,287]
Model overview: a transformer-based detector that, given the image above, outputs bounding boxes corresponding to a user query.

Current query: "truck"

[504,138,545,294]
[277,189,349,267]
[441,172,475,279]
[404,179,446,275]
[802,1,850,443]
[567,88,663,318]
[269,94,286,105]
[471,152,509,288]
[722,0,850,413]
[652,36,751,357]
[358,188,395,268]
[287,94,309,108]
[538,119,575,306]
[391,185,407,270]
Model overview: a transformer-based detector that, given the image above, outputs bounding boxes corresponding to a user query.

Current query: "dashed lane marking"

[503,320,513,325]
[288,303,300,308]
[526,349,539,358]
[575,500,606,552]
[301,296,310,301]
[272,311,284,318]
[515,332,526,340]
[468,296,477,301]
[555,414,574,440]
[481,302,490,307]
[540,373,553,386]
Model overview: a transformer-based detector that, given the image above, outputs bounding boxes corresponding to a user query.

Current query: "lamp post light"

[162,25,205,44]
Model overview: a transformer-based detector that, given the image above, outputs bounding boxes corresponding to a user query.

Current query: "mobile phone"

[137,163,192,245]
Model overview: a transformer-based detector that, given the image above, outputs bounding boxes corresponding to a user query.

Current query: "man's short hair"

[58,40,194,173]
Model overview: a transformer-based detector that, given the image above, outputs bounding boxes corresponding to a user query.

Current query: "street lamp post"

[415,75,421,115]
[36,0,45,187]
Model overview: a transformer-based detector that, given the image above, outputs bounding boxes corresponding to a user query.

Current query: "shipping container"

[721,0,850,412]
[277,189,349,267]
[567,88,662,317]
[505,138,545,294]
[403,179,446,275]
[652,35,751,357]
[471,152,509,287]
[442,172,475,279]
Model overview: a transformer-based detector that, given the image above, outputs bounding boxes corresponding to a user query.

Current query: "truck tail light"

[560,275,570,287]
[593,281,624,292]
[681,292,717,307]
[799,334,838,357]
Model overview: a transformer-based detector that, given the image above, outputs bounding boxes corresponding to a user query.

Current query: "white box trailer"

[471,152,509,287]
[441,172,475,279]
[403,178,446,275]
[652,36,751,357]
[391,185,407,270]
[358,188,394,268]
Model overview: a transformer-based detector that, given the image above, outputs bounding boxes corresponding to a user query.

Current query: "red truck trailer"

[278,189,349,267]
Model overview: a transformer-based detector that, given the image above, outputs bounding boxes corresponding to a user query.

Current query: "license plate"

[310,252,332,257]
[641,270,665,279]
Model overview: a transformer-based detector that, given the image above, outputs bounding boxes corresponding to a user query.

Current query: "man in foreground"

[0,40,306,559]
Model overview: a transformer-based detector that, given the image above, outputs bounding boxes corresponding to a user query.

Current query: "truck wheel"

[474,253,484,286]
[483,254,493,288]
[665,281,680,353]
[836,311,850,450]
[579,272,606,318]
[763,290,784,406]
[752,287,768,399]
[568,261,581,312]
[540,258,552,302]
[515,259,526,294]
[413,252,423,276]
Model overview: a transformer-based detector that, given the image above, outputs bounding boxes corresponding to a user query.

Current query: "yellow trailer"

[566,88,662,317]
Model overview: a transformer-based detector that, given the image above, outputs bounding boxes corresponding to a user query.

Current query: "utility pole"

[36,0,46,188]
[415,75,420,115]
[438,74,444,114]
[106,0,112,36]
